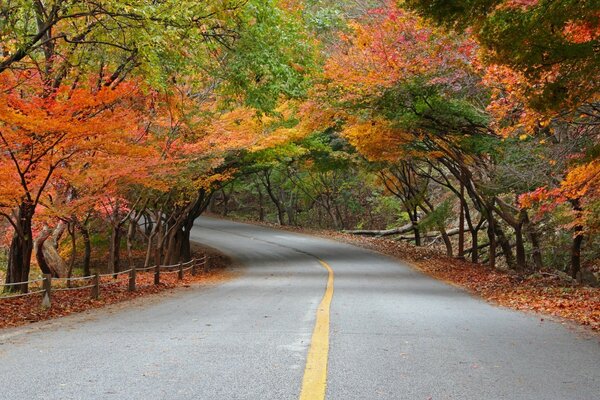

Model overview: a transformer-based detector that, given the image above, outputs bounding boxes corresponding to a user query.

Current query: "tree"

[405,0,599,112]
[0,72,142,290]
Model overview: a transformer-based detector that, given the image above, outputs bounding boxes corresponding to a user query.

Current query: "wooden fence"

[0,255,209,308]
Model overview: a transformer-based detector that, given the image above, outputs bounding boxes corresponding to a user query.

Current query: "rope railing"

[98,269,133,278]
[0,289,46,299]
[0,255,211,307]
[53,275,94,282]
[135,265,157,272]
[53,284,96,292]
[0,278,45,287]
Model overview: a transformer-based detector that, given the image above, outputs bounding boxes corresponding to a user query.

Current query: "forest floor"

[231,217,600,333]
[0,244,233,329]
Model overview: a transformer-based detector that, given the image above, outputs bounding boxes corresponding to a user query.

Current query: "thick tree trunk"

[164,227,185,265]
[51,221,66,250]
[410,209,420,246]
[571,233,584,280]
[5,206,34,293]
[6,235,33,292]
[181,227,192,261]
[34,225,69,278]
[34,226,53,276]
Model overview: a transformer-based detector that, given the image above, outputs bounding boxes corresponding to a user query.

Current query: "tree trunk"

[262,171,286,225]
[523,213,543,270]
[571,233,584,280]
[569,199,584,279]
[67,223,76,282]
[412,210,421,246]
[457,179,465,259]
[154,215,164,267]
[514,223,526,272]
[164,227,184,265]
[439,227,453,257]
[51,221,66,251]
[5,205,34,292]
[181,226,192,261]
[256,181,265,221]
[486,213,496,269]
[126,218,137,267]
[35,225,69,278]
[344,222,415,237]
[79,224,91,276]
[109,226,121,273]
[470,228,479,263]
[495,225,515,269]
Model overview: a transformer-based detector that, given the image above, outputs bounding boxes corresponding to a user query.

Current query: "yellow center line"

[299,259,334,400]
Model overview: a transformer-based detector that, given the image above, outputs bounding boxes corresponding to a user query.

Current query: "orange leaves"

[518,160,600,234]
[561,160,600,200]
[519,160,600,208]
[0,71,174,235]
[0,73,144,209]
[563,15,600,44]
[324,3,476,102]
[342,118,412,162]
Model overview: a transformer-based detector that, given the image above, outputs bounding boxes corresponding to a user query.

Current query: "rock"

[578,269,600,287]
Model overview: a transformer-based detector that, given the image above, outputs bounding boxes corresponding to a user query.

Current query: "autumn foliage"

[0,0,597,330]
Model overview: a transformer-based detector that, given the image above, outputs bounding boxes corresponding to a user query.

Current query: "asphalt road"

[0,217,598,399]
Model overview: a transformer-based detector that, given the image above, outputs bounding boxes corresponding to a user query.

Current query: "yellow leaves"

[341,118,412,162]
[560,160,600,200]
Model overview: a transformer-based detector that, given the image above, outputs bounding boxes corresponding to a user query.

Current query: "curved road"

[0,217,598,399]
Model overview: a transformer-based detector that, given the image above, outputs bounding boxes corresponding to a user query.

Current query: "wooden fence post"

[41,274,52,308]
[91,272,99,299]
[178,262,184,280]
[191,258,197,276]
[129,267,136,292]
[154,265,160,285]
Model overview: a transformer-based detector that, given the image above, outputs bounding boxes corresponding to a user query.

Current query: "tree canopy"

[1,0,598,292]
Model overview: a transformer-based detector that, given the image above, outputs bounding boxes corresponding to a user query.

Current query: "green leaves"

[218,0,316,112]
[406,0,600,111]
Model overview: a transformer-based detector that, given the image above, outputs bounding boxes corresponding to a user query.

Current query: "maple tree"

[0,70,149,290]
